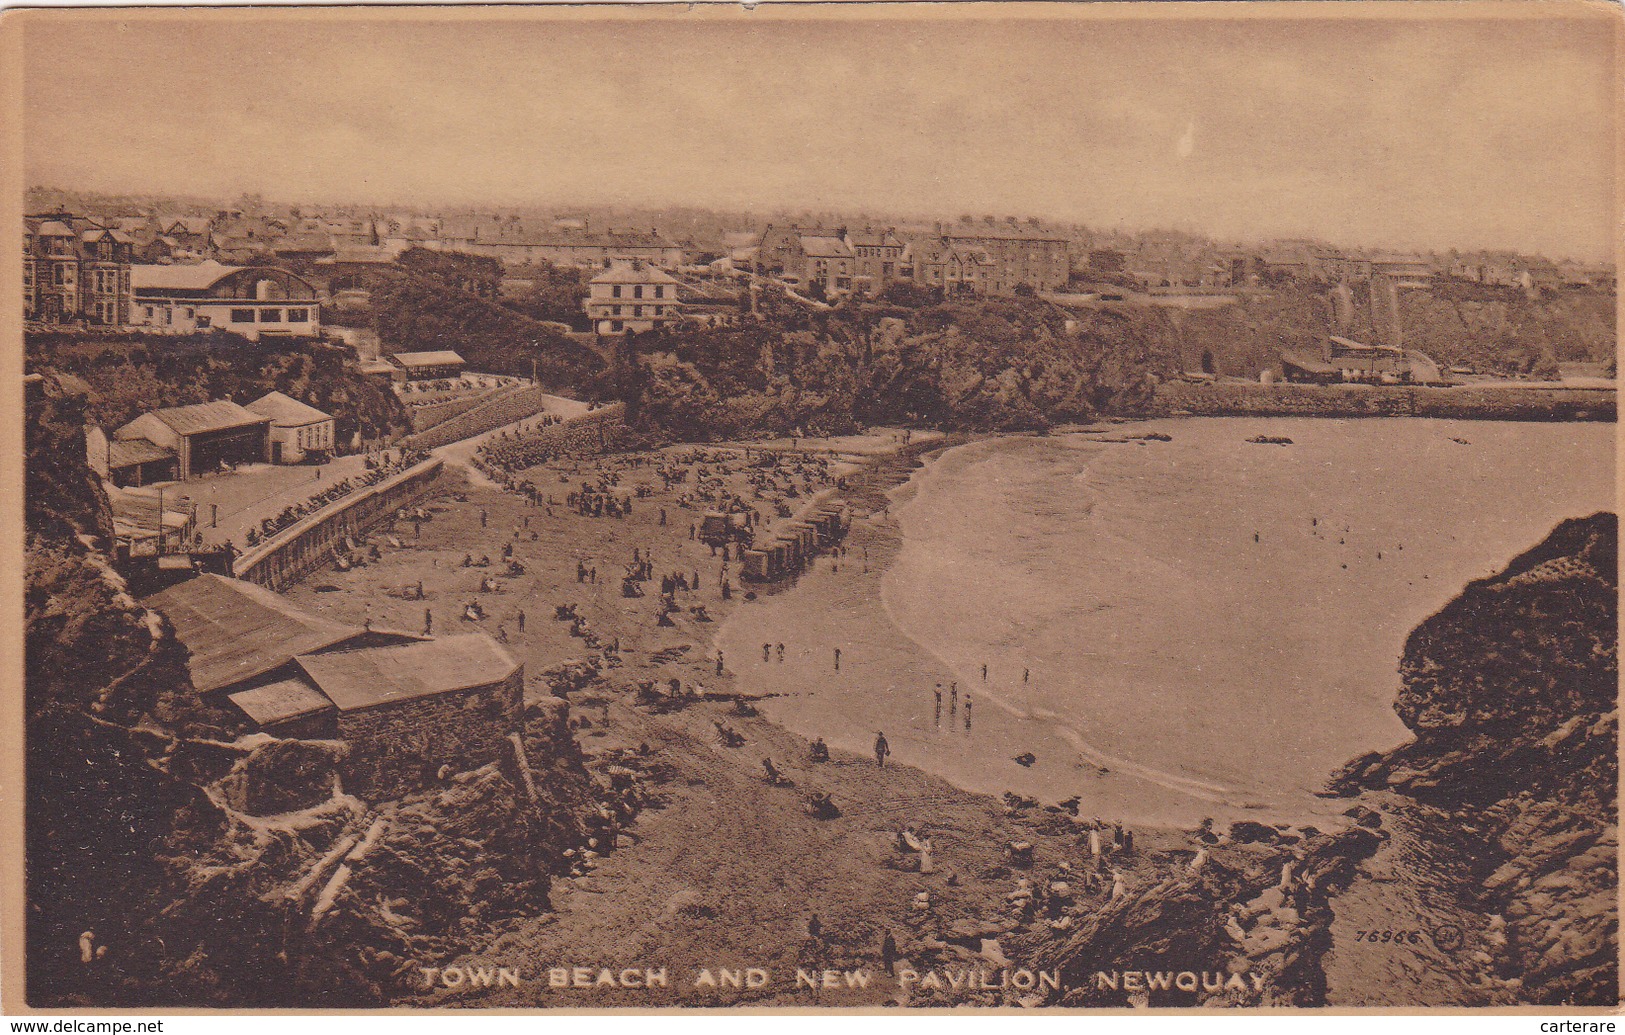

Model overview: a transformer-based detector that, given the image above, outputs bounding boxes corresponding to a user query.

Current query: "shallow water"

[882,417,1616,811]
[717,417,1613,826]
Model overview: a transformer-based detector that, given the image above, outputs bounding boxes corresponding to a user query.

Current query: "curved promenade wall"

[235,458,444,592]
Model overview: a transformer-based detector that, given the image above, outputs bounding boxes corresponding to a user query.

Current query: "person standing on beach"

[981,663,988,682]
[716,650,725,676]
[934,685,943,725]
[881,930,898,975]
[516,609,525,634]
[965,696,972,731]
[950,683,958,718]
[834,647,842,671]
[1023,668,1030,684]
[874,732,889,768]
[480,508,488,528]
[777,643,786,663]
[763,643,772,663]
[423,608,432,636]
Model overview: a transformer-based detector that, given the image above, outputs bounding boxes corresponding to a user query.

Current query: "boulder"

[1227,820,1281,844]
[218,738,347,815]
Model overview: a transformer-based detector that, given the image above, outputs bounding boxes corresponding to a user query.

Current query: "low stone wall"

[1149,381,1616,421]
[404,383,564,450]
[473,403,629,475]
[235,458,444,592]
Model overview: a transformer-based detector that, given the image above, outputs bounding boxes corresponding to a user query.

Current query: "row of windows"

[229,308,311,324]
[609,284,667,299]
[600,305,668,318]
[296,423,331,451]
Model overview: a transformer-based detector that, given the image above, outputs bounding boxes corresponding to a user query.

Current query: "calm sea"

[881,417,1615,814]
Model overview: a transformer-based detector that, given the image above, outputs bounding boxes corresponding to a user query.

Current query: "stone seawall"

[235,458,444,592]
[1149,382,1617,421]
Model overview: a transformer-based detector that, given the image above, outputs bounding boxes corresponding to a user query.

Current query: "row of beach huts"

[739,503,849,582]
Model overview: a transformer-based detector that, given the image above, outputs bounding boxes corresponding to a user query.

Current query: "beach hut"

[742,549,771,582]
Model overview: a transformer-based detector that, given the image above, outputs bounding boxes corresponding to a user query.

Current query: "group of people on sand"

[932,682,974,731]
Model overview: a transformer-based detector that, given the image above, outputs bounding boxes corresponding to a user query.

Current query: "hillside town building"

[246,391,336,464]
[432,220,685,269]
[757,223,1069,298]
[585,259,683,334]
[125,261,321,341]
[24,213,134,327]
[143,574,523,796]
[115,400,272,480]
[388,350,467,380]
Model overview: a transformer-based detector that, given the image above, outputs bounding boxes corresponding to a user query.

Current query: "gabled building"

[584,259,683,334]
[115,400,271,479]
[845,227,906,293]
[246,391,336,464]
[142,574,522,797]
[796,235,856,296]
[24,213,134,327]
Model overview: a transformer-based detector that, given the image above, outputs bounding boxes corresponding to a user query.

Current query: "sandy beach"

[280,428,1190,1006]
[211,416,1617,1006]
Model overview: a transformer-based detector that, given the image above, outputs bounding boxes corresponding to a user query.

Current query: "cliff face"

[24,385,629,1007]
[1027,513,1617,1008]
[1329,512,1618,1005]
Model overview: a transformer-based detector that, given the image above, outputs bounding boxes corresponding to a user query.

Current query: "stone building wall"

[337,667,523,800]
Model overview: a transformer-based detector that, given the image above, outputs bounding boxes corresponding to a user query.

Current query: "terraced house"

[23,212,134,327]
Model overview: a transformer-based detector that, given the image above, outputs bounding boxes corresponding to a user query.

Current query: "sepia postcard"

[1,0,1619,1014]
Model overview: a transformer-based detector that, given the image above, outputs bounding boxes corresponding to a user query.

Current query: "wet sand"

[721,417,1615,829]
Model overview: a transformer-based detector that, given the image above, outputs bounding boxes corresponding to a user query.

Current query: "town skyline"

[19,5,1617,264]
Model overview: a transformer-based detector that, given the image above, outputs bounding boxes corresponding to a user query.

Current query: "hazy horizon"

[20,5,1618,262]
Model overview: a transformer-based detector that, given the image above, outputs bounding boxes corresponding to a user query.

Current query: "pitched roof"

[81,228,134,244]
[131,261,243,292]
[294,634,519,712]
[246,391,332,427]
[143,574,368,694]
[389,350,466,367]
[846,230,901,248]
[142,400,270,436]
[107,438,178,469]
[589,263,679,285]
[227,677,337,726]
[163,216,213,235]
[799,236,854,259]
[35,220,75,238]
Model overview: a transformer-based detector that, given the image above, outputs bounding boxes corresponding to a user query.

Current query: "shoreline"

[266,417,1612,1007]
[717,433,1351,831]
[718,414,1612,830]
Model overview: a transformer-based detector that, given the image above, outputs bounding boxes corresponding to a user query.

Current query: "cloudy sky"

[20,4,1618,260]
